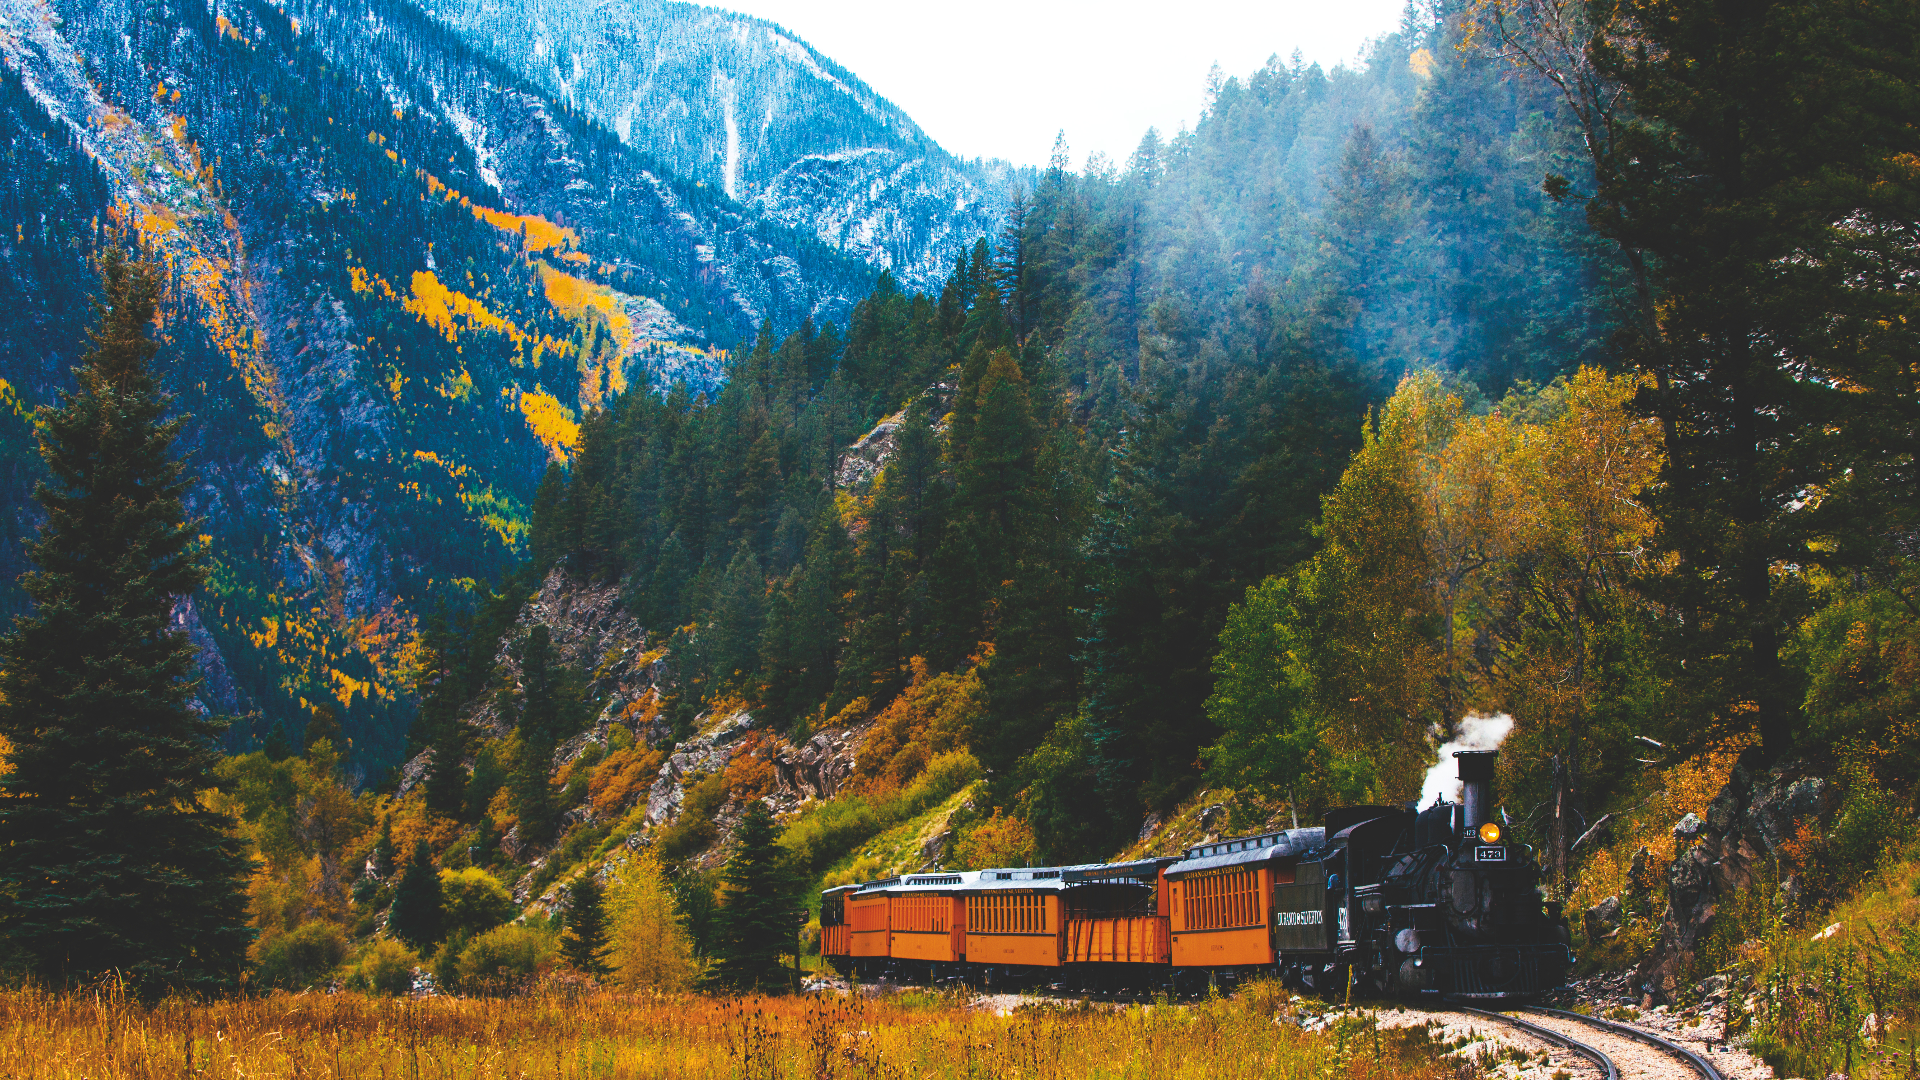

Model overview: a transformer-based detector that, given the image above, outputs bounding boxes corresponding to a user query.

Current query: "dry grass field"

[0,982,1455,1080]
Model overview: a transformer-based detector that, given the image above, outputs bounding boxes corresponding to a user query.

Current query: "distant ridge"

[421,0,1022,287]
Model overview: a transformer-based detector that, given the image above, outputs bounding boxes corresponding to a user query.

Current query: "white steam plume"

[1419,713,1514,809]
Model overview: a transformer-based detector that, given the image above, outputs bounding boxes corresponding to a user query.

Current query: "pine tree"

[304,704,342,756]
[528,461,567,572]
[372,816,397,879]
[0,247,251,995]
[559,875,612,976]
[264,720,293,762]
[465,745,507,823]
[758,505,848,727]
[1586,0,1920,759]
[423,720,468,818]
[930,350,1042,678]
[705,543,766,693]
[386,842,444,950]
[510,626,560,846]
[712,802,799,991]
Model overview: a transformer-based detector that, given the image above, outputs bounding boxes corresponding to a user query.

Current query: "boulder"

[1584,895,1623,940]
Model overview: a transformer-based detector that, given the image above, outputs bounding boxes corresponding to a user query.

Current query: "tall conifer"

[712,802,799,991]
[508,625,572,847]
[386,842,444,950]
[0,248,250,994]
[559,875,612,976]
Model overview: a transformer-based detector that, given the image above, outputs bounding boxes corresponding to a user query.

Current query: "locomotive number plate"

[1474,846,1507,863]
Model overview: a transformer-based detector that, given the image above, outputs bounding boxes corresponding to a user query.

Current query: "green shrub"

[438,867,517,938]
[780,751,982,877]
[342,939,419,995]
[252,921,350,990]
[452,924,557,995]
[525,822,614,900]
[430,930,470,994]
[1829,766,1916,889]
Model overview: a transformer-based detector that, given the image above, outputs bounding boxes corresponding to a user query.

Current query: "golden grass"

[0,984,1453,1080]
[1739,852,1920,1078]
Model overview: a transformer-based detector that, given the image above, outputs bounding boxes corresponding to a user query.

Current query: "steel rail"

[1522,1006,1725,1080]
[1454,1005,1620,1080]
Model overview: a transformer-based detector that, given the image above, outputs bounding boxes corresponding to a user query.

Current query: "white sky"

[711,0,1409,169]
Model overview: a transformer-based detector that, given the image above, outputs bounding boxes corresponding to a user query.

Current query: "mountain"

[0,0,989,776]
[419,0,1019,289]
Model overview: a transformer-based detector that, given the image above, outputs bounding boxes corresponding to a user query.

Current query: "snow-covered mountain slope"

[419,0,1018,288]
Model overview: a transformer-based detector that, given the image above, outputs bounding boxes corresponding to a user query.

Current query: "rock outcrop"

[398,567,659,797]
[768,722,874,810]
[835,411,906,488]
[1635,749,1839,1003]
[645,709,759,826]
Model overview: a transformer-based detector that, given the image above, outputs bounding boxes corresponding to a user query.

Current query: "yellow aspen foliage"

[604,852,703,992]
[518,388,580,463]
[1206,366,1666,817]
[469,204,578,254]
[404,271,523,343]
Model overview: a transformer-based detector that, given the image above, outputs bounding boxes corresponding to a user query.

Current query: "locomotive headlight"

[1478,821,1503,844]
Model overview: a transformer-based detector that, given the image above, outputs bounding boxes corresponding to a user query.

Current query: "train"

[818,751,1573,999]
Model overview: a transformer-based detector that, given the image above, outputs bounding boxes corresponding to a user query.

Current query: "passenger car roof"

[1164,827,1327,877]
[847,859,1168,896]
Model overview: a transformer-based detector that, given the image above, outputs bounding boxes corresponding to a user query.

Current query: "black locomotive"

[1275,750,1575,998]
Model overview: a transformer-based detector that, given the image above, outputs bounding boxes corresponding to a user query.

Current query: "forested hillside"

[349,0,1919,1003]
[0,0,899,774]
[475,12,1625,864]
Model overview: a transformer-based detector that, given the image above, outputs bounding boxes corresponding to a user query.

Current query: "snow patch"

[764,27,854,99]
[440,99,503,194]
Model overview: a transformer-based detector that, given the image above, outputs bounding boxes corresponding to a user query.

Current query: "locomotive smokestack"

[1455,750,1497,831]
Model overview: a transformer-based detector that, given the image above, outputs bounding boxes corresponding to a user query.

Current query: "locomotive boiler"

[819,750,1573,1000]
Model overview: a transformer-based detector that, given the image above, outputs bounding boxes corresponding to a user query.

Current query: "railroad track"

[1453,1004,1725,1080]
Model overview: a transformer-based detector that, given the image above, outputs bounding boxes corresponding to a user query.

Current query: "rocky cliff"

[1630,749,1839,1004]
[396,563,877,910]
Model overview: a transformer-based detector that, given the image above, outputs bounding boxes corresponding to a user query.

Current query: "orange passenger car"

[1163,828,1328,979]
[888,876,967,963]
[963,876,1065,967]
[847,886,892,959]
[821,861,1173,983]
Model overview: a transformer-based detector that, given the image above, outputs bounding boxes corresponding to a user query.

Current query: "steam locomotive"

[819,751,1573,999]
